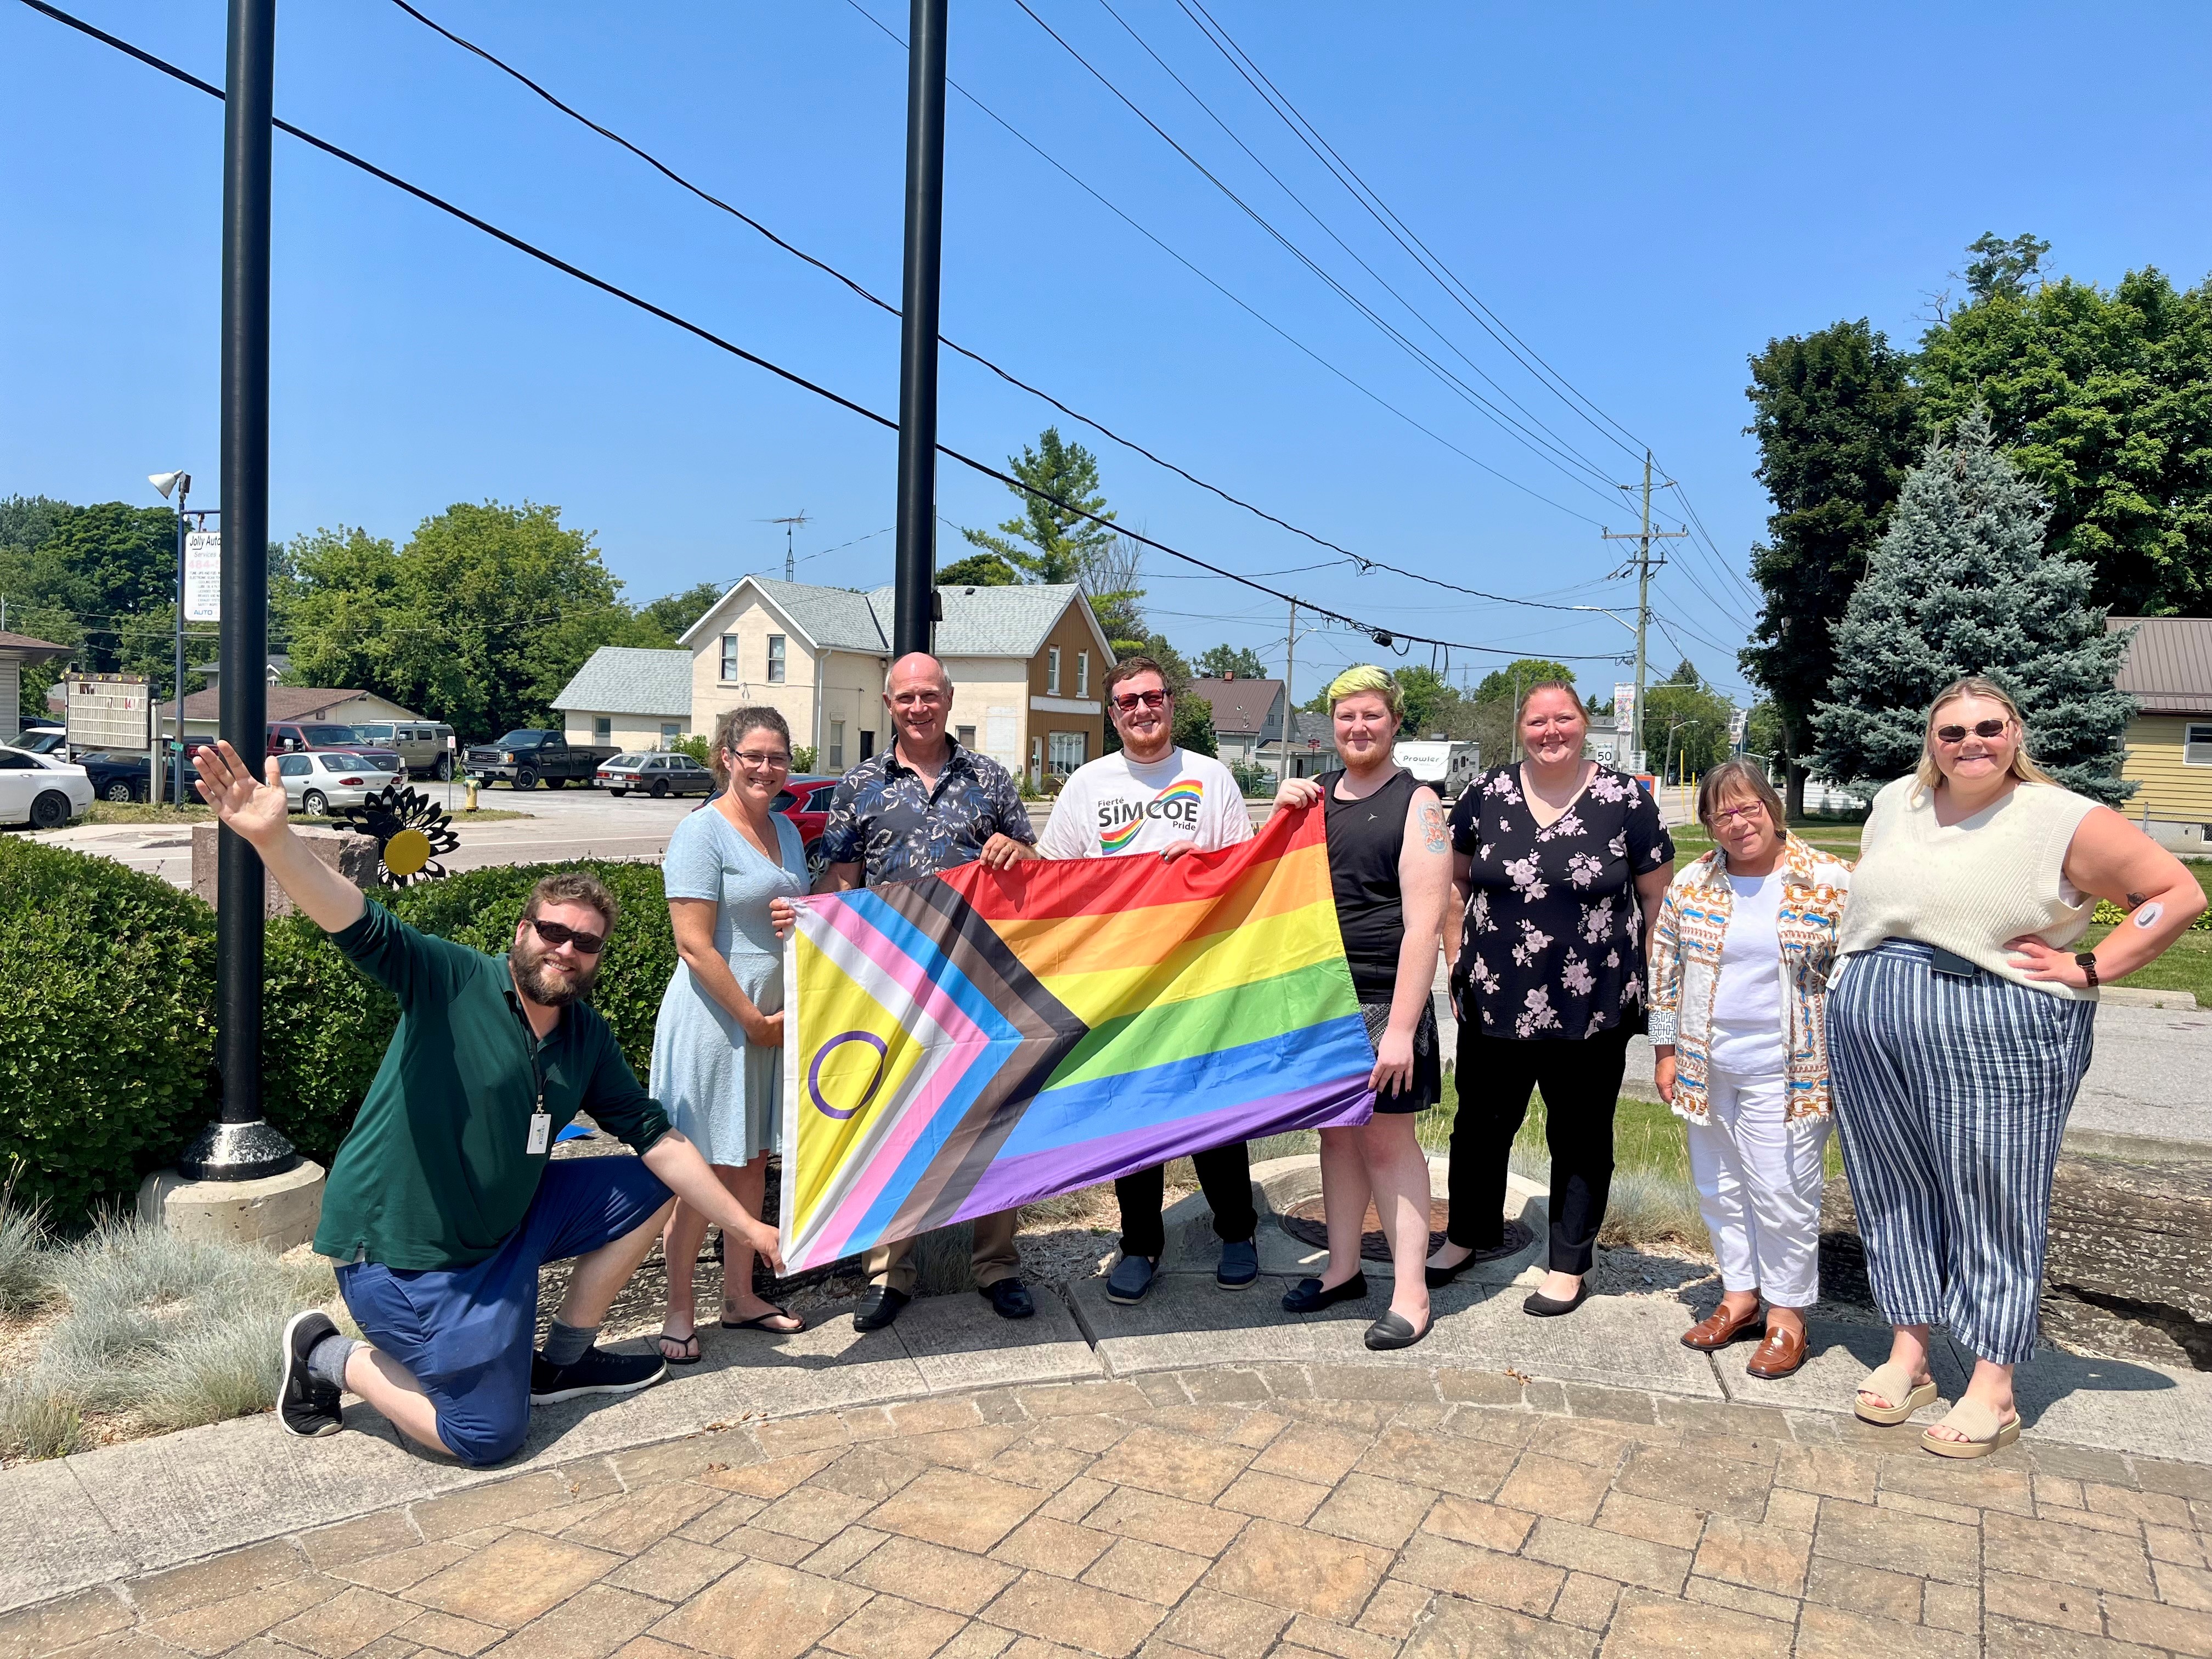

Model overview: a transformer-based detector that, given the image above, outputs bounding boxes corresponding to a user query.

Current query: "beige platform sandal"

[1921,1398,2022,1459]
[1853,1360,1939,1426]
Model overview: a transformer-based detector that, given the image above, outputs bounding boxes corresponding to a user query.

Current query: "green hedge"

[2,845,678,1222]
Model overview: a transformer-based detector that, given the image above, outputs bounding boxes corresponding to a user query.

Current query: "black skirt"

[1359,996,1442,1115]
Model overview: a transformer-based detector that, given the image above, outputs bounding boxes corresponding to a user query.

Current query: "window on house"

[767,635,787,684]
[720,636,738,681]
[593,717,611,744]
[830,720,845,771]
[956,725,977,749]
[859,729,875,760]
[1076,652,1090,697]
[1047,646,1061,695]
[1048,731,1086,776]
[2186,723,2212,766]
[1030,735,1044,787]
[661,722,681,747]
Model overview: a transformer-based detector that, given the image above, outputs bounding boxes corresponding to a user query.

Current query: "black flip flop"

[655,1328,703,1365]
[722,1304,806,1334]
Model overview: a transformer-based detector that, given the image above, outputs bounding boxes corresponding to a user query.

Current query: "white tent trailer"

[1393,740,1481,799]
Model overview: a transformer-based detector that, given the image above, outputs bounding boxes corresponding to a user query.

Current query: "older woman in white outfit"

[1648,758,1851,1380]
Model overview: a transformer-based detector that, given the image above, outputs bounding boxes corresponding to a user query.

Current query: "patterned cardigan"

[1646,836,1853,1128]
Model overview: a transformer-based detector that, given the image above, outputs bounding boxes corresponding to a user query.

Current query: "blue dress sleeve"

[661,811,726,903]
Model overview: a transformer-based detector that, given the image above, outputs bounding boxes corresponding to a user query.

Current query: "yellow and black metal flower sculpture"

[330,785,461,887]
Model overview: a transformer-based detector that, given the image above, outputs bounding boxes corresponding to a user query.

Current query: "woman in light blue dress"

[651,706,808,1361]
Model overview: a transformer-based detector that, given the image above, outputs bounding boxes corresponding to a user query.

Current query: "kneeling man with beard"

[194,741,787,1466]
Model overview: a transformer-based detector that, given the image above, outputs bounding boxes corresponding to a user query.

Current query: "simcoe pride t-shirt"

[1038,747,1254,860]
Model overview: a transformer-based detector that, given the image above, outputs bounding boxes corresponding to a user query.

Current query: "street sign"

[66,673,151,751]
[184,530,222,621]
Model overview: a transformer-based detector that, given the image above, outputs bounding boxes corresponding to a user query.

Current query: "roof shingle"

[551,647,695,717]
[2111,617,2212,715]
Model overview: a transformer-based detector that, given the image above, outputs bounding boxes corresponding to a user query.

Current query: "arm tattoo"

[1419,802,1448,856]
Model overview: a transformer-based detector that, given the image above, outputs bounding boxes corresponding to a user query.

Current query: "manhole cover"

[1279,1197,1531,1262]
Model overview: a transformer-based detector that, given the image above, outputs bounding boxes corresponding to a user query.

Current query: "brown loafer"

[1745,1323,1808,1379]
[1680,1302,1764,1351]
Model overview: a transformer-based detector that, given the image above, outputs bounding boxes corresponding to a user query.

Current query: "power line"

[14,0,1625,665]
[391,0,1623,608]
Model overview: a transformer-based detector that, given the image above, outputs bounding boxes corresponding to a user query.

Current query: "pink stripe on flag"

[805,903,995,1260]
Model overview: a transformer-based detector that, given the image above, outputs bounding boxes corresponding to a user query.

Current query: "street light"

[150,470,190,806]
[1664,718,1704,788]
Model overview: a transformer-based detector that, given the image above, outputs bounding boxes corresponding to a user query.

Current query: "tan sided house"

[2111,616,2212,853]
[557,578,1108,783]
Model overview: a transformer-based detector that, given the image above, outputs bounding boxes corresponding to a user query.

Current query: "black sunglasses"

[523,915,607,955]
[1934,719,2008,744]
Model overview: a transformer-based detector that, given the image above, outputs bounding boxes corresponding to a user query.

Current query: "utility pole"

[1600,449,1687,773]
[891,0,947,658]
[1276,601,1297,784]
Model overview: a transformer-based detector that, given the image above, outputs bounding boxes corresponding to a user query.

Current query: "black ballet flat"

[1425,1241,1520,1289]
[1364,1310,1434,1351]
[1522,1281,1590,1318]
[1282,1272,1369,1314]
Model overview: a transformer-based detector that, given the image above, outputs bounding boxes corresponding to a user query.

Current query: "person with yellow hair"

[1272,665,1452,1350]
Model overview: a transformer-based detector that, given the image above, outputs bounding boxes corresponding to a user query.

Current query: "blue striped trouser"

[1826,939,2095,1366]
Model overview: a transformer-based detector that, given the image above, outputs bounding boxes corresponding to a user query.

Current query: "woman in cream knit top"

[1836,772,2098,997]
[1826,677,2203,1463]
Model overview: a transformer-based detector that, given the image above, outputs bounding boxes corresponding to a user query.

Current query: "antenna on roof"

[760,511,812,581]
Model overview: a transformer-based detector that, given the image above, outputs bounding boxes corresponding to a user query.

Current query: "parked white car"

[275,751,387,817]
[0,749,94,830]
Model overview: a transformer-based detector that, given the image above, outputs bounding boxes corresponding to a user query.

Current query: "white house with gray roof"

[554,575,1111,782]
[551,645,697,752]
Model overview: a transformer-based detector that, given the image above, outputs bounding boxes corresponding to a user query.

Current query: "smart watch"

[2074,952,2100,988]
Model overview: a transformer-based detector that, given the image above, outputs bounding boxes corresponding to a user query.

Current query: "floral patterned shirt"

[817,738,1034,886]
[1448,763,1675,1041]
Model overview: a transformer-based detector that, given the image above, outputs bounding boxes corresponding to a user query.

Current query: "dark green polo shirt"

[311,902,670,1270]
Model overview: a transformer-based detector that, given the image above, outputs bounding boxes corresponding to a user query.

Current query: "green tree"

[1392,665,1457,735]
[1743,702,1787,772]
[1644,662,1732,781]
[960,427,1115,584]
[1915,262,2212,617]
[934,552,1020,588]
[1812,407,2135,803]
[286,502,661,738]
[1960,232,2051,303]
[1196,644,1268,680]
[1739,319,1926,815]
[635,581,726,643]
[1470,657,1578,705]
[0,496,187,711]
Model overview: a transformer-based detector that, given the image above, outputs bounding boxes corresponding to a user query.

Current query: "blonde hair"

[1914,676,2055,795]
[1326,664,1402,719]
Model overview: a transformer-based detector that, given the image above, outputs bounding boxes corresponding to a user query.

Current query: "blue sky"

[7,2,2211,702]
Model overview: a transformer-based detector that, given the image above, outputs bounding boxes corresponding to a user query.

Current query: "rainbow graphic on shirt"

[778,803,1373,1271]
[1097,777,1207,851]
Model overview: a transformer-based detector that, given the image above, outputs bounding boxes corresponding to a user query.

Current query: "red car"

[773,775,840,878]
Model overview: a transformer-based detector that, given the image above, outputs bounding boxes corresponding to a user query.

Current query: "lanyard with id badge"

[512,986,555,1156]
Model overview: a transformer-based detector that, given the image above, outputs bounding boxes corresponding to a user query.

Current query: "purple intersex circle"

[808,1030,889,1121]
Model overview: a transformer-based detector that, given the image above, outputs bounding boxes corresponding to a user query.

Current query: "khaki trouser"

[864,1210,1022,1295]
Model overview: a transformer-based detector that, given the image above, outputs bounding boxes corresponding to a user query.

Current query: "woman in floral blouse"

[1431,681,1674,1316]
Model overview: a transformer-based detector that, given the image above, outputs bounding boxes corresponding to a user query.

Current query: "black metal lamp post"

[891,0,948,659]
[177,0,297,1182]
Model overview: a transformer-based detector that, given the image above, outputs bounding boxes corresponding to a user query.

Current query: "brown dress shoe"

[1745,1323,1808,1379]
[1680,1302,1764,1351]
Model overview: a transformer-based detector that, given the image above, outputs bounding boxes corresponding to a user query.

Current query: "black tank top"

[1320,768,1419,1000]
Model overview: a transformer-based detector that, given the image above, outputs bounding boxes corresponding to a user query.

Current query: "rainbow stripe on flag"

[777,802,1374,1271]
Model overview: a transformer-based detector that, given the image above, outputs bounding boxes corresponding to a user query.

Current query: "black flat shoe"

[981,1278,1036,1320]
[1425,1240,1521,1289]
[1522,1281,1590,1318]
[1282,1272,1369,1313]
[852,1285,910,1332]
[1364,1310,1434,1351]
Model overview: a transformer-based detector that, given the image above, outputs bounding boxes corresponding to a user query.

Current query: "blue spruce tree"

[1812,405,2135,803]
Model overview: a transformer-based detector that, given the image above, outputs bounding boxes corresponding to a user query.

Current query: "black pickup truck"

[462,730,618,789]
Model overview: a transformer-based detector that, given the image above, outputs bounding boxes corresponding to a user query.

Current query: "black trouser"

[1115,1143,1257,1260]
[1448,1021,1633,1274]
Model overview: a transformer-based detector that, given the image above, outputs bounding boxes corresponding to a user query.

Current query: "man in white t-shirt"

[1012,657,1260,1303]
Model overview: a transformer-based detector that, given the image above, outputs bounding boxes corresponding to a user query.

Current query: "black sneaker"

[529,1345,668,1404]
[279,1310,344,1438]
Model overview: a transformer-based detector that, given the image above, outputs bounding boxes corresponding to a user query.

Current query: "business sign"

[66,674,151,752]
[1728,707,1749,746]
[184,530,222,622]
[1612,681,1635,723]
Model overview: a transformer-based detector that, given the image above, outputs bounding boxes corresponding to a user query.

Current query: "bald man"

[815,652,1037,1329]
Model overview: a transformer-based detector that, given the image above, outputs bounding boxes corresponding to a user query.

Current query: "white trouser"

[1685,1066,1828,1308]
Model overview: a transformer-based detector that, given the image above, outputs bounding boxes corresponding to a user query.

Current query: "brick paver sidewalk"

[7,1364,2210,1659]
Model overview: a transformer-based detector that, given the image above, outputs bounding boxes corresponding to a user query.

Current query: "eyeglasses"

[523,916,607,955]
[730,749,791,770]
[1707,802,1768,826]
[1934,719,2009,744]
[1111,690,1168,712]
